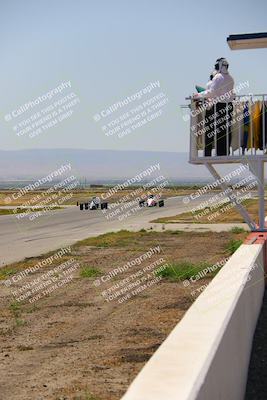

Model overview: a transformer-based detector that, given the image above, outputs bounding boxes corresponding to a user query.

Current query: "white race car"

[89,196,101,210]
[139,194,164,208]
[78,197,108,211]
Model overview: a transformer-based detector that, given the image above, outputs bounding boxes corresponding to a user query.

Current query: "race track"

[0,194,213,266]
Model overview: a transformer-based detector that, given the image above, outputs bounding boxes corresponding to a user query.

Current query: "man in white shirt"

[194,58,235,156]
[195,58,235,101]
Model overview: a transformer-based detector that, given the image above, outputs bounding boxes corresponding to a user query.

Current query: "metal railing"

[187,94,267,163]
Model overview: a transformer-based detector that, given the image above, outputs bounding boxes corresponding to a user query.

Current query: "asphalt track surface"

[245,290,267,400]
[0,195,212,267]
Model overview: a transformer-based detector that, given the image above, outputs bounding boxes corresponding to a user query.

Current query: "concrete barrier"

[121,244,265,400]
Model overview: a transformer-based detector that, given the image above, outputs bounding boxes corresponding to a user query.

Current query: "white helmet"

[214,58,229,74]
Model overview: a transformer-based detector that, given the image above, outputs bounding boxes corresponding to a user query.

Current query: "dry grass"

[0,186,220,206]
[151,199,263,224]
[0,207,62,216]
[0,229,247,399]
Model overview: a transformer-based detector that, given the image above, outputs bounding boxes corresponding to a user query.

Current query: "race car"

[139,194,164,207]
[77,196,108,210]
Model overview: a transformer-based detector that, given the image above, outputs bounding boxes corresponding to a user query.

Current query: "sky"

[0,0,267,153]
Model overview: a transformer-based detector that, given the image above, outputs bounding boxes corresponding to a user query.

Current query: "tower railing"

[187,94,267,164]
[183,93,267,231]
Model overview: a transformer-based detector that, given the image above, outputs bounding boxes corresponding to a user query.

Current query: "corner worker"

[194,58,235,156]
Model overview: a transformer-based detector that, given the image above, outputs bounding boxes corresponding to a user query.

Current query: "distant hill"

[0,148,231,184]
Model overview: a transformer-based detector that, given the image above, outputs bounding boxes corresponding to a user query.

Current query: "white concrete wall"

[121,244,265,400]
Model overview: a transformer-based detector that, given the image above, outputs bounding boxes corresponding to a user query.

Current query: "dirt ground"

[0,230,245,400]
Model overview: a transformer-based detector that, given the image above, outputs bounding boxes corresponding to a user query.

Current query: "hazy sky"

[1,0,267,152]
